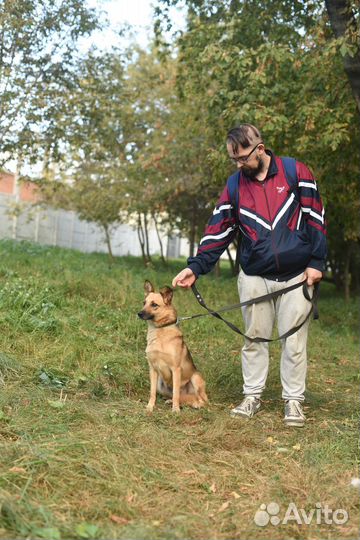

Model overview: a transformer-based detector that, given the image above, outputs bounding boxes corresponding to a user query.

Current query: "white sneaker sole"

[284,419,305,427]
[230,407,261,419]
[230,410,251,418]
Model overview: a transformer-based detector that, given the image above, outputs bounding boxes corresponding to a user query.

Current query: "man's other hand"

[304,267,322,286]
[172,268,196,289]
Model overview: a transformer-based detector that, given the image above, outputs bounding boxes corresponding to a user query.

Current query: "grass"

[0,238,358,540]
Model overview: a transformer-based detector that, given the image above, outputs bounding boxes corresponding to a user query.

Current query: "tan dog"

[138,280,208,413]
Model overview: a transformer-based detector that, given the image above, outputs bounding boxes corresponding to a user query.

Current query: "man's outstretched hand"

[172,268,196,289]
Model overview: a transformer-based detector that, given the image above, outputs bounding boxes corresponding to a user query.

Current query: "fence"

[0,192,187,258]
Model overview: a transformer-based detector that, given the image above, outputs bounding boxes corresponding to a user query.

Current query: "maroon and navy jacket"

[187,151,327,280]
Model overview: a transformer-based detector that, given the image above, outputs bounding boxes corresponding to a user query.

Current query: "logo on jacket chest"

[276,186,286,194]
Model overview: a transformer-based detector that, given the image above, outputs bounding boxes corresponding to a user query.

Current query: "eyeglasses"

[229,142,263,164]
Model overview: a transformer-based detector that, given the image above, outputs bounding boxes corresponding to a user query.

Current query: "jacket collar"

[266,149,278,178]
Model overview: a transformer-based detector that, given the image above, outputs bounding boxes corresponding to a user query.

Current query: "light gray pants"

[238,271,313,402]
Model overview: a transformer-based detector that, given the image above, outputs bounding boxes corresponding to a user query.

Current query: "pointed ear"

[144,280,154,296]
[159,286,173,305]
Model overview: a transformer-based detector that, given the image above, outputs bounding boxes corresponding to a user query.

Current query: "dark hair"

[226,124,263,152]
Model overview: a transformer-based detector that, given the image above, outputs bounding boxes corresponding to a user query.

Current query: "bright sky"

[80,0,187,51]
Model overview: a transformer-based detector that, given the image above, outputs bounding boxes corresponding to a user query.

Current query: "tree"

[0,0,99,167]
[37,50,130,263]
[154,0,359,294]
[325,0,360,114]
[123,45,226,259]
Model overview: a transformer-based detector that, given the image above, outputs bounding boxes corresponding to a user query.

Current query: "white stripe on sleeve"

[299,181,317,190]
[301,207,324,224]
[213,204,232,215]
[200,226,235,245]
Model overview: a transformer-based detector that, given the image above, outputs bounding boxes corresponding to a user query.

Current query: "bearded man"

[172,123,327,427]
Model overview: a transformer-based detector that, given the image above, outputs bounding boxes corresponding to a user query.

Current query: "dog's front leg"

[171,366,181,413]
[146,365,158,413]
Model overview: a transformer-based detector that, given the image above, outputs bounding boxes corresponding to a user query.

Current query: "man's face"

[227,142,265,180]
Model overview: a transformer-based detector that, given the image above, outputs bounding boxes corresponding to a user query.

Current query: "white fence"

[0,193,188,258]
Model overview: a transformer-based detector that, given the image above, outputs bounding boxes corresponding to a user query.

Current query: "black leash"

[183,279,319,343]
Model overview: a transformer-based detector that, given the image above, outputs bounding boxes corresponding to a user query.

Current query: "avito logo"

[254,501,348,527]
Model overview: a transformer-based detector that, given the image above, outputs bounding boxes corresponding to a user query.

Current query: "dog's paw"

[191,402,202,409]
[172,406,180,414]
[146,404,154,413]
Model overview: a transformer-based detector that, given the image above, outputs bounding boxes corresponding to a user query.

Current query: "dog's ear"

[159,286,173,305]
[144,280,154,296]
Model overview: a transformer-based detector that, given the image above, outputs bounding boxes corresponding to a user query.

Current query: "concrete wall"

[0,192,188,258]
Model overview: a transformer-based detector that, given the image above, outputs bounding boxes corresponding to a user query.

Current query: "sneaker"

[230,396,261,418]
[284,400,306,427]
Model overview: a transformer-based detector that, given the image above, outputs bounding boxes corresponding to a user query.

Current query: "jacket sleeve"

[296,161,327,272]
[187,182,237,277]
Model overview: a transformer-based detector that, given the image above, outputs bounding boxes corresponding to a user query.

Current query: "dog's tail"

[191,372,209,404]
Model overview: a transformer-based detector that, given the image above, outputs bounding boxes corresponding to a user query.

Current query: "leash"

[179,279,319,343]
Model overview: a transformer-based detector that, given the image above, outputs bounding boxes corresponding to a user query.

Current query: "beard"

[242,156,265,180]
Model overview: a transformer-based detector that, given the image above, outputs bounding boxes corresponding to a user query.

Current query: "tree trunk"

[103,224,114,266]
[214,259,220,277]
[325,0,360,114]
[137,213,148,266]
[152,213,167,265]
[143,213,152,263]
[349,241,360,294]
[189,203,197,258]
[343,243,351,302]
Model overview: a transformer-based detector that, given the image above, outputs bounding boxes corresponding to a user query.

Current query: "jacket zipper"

[262,183,281,272]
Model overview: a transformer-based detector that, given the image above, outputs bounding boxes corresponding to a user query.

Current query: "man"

[172,124,327,427]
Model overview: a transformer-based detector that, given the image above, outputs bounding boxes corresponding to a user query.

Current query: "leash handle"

[190,279,319,342]
[303,281,320,319]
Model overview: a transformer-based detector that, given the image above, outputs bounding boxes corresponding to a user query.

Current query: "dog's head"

[138,280,176,326]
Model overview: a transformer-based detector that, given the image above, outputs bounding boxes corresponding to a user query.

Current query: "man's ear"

[159,286,173,305]
[144,280,154,296]
[257,142,265,155]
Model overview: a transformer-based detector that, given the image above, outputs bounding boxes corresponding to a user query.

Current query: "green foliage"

[0,0,99,166]
[153,0,360,290]
[6,0,358,293]
[38,52,130,260]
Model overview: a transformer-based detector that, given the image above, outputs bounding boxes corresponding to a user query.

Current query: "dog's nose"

[138,311,144,319]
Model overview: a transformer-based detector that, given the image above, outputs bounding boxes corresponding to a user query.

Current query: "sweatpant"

[237,270,313,402]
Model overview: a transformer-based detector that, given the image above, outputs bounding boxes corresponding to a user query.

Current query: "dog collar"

[155,318,179,328]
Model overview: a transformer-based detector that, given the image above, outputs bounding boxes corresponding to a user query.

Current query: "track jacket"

[187,151,327,281]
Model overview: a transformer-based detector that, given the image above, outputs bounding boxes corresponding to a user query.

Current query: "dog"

[138,280,208,413]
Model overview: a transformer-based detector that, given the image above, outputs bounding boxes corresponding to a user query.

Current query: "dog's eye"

[151,302,159,308]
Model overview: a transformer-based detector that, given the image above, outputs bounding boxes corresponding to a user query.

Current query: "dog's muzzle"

[138,311,153,320]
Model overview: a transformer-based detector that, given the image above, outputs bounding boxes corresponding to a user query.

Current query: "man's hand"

[172,268,196,289]
[304,267,323,286]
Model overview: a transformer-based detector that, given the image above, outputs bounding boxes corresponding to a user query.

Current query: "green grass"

[0,238,358,540]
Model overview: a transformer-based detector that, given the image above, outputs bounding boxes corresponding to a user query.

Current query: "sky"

[80,0,187,51]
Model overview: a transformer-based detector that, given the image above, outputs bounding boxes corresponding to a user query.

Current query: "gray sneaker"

[230,396,261,418]
[284,400,306,427]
